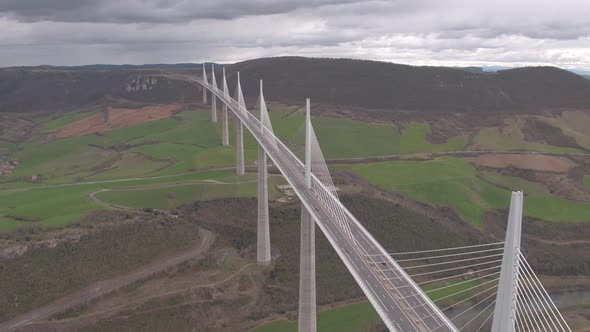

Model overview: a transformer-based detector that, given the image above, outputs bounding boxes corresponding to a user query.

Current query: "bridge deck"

[191,76,457,332]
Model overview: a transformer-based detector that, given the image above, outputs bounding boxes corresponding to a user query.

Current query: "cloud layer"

[0,0,588,70]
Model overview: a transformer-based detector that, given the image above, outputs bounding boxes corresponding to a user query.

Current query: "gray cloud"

[0,0,588,70]
[0,0,358,23]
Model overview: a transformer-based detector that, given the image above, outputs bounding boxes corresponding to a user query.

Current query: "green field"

[2,104,589,232]
[584,175,590,190]
[253,301,380,332]
[4,106,406,184]
[542,111,590,150]
[255,277,485,332]
[0,141,18,154]
[8,103,577,186]
[38,107,101,132]
[399,124,467,153]
[96,175,286,210]
[471,120,580,153]
[479,171,551,195]
[424,279,480,303]
[268,103,404,158]
[480,171,590,222]
[337,158,590,226]
[268,105,467,158]
[0,170,235,231]
[9,116,181,183]
[5,109,254,183]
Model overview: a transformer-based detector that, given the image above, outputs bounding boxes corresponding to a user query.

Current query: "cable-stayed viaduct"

[190,64,572,332]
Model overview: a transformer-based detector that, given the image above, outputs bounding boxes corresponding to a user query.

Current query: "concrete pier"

[222,105,229,146]
[257,79,271,265]
[257,145,270,264]
[236,118,245,175]
[221,68,229,146]
[298,97,316,332]
[211,92,217,122]
[298,207,316,332]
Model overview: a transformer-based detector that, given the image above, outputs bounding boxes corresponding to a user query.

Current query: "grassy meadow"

[337,158,590,227]
[254,277,488,332]
[0,170,235,231]
[1,104,589,232]
[399,123,467,153]
[470,118,581,153]
[96,175,286,210]
[0,104,474,231]
[542,111,590,150]
[254,301,381,332]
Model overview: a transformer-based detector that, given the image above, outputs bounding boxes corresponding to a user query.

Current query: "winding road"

[0,203,215,332]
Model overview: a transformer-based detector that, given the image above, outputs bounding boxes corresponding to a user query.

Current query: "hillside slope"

[2,57,590,114]
[228,57,590,112]
[0,68,200,113]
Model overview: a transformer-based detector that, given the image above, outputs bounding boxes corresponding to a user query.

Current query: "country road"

[0,209,215,332]
[0,174,282,331]
[326,149,590,164]
[0,165,243,193]
[2,149,588,194]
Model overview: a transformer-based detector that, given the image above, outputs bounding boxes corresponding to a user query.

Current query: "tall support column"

[221,67,229,146]
[236,120,245,175]
[235,72,245,175]
[298,207,316,332]
[202,63,208,104]
[210,64,217,123]
[257,79,271,265]
[492,191,523,332]
[298,98,316,332]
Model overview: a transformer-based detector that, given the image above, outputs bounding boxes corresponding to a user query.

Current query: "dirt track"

[0,174,274,331]
[0,222,214,332]
[464,153,576,172]
[326,149,590,166]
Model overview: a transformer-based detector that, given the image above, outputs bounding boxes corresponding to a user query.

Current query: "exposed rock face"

[0,245,28,258]
[125,76,159,92]
[0,235,81,259]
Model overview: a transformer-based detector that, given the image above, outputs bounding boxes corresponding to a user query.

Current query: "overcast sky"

[0,0,589,71]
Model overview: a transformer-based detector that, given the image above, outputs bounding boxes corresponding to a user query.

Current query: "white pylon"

[492,191,523,332]
[305,98,311,188]
[257,79,271,265]
[210,64,217,123]
[235,71,245,175]
[221,67,229,146]
[237,71,246,114]
[202,63,208,104]
[260,80,265,133]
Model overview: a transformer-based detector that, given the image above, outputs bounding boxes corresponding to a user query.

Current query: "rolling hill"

[2,57,590,114]
[229,57,590,112]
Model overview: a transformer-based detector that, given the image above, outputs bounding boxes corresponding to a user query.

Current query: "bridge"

[182,64,572,332]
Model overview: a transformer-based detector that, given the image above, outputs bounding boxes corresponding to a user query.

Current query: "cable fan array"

[365,242,573,332]
[369,242,504,331]
[285,120,355,243]
[514,249,572,332]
